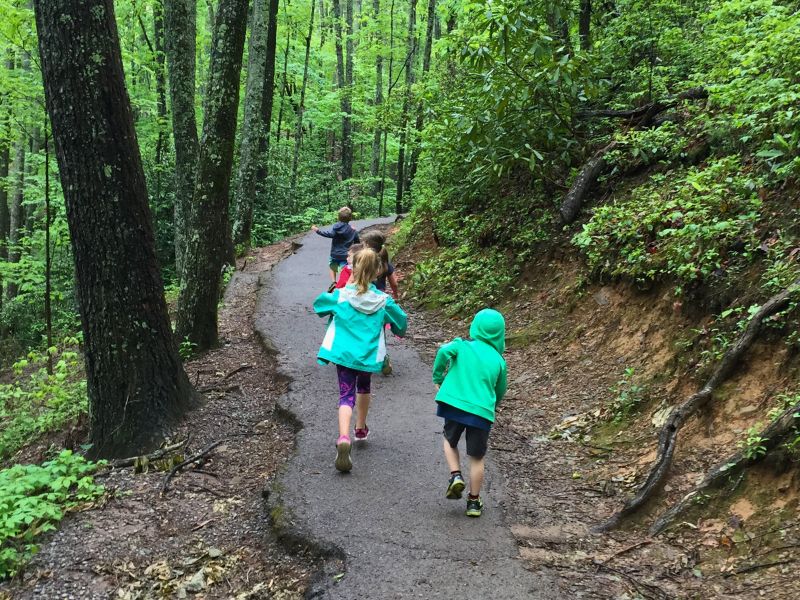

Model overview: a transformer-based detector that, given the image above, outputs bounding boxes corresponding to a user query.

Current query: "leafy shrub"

[0,341,87,460]
[0,451,104,579]
[604,367,647,422]
[573,157,762,285]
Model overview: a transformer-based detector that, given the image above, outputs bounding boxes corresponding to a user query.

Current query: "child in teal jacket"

[314,247,407,472]
[432,308,507,517]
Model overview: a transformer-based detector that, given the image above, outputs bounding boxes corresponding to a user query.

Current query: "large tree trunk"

[407,0,435,193]
[233,0,270,249]
[370,0,383,201]
[6,136,25,301]
[332,0,352,182]
[34,0,198,458]
[290,0,317,195]
[163,0,199,278]
[176,0,248,351]
[395,0,416,214]
[579,0,591,51]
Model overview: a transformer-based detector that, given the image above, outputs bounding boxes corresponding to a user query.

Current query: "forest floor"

[394,224,800,600]
[0,239,316,600]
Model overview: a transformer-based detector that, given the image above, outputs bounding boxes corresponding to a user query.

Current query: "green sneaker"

[465,496,484,517]
[446,473,466,499]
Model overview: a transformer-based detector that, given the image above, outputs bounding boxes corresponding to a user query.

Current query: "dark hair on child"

[338,206,353,222]
[361,231,389,276]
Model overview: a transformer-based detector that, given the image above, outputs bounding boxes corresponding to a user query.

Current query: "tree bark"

[594,279,800,532]
[152,0,169,205]
[6,136,25,301]
[379,0,396,215]
[341,0,354,181]
[290,0,317,195]
[163,0,199,278]
[370,0,383,201]
[407,0,435,193]
[579,0,591,51]
[34,0,198,458]
[318,0,327,47]
[275,26,291,142]
[559,141,617,225]
[233,0,270,249]
[395,0,417,214]
[176,0,249,351]
[253,0,280,207]
[0,98,9,307]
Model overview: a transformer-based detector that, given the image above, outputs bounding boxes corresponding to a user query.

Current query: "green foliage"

[0,451,104,580]
[604,368,647,423]
[573,157,762,285]
[738,424,767,460]
[178,337,198,361]
[0,341,87,461]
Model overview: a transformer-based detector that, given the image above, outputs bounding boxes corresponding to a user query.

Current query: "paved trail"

[255,218,559,599]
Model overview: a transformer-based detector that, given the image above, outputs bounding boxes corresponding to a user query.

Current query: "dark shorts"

[336,365,372,408]
[443,419,490,458]
[329,257,347,272]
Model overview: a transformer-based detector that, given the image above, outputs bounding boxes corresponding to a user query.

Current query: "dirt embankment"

[396,228,800,600]
[0,240,315,600]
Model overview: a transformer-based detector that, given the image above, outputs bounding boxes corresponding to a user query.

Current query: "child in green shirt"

[432,308,507,517]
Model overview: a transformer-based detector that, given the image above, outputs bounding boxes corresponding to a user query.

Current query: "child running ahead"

[314,248,408,472]
[432,309,507,517]
[311,206,360,282]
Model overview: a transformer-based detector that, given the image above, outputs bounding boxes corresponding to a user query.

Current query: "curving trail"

[255,218,559,599]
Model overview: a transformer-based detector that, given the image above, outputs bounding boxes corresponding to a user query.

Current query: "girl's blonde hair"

[352,248,381,294]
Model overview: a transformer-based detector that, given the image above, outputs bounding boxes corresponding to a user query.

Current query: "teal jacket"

[314,284,408,372]
[432,309,507,422]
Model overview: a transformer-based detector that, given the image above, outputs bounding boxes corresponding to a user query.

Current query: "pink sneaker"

[354,425,370,442]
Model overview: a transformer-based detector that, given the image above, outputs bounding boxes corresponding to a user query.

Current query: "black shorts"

[442,419,490,458]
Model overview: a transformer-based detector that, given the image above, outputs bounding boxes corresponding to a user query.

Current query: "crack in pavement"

[256,219,562,599]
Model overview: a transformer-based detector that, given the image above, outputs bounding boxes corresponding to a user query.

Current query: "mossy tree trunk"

[33,0,198,458]
[253,0,280,217]
[233,0,270,249]
[175,0,248,351]
[163,0,199,277]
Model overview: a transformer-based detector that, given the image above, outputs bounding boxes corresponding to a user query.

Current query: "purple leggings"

[336,365,372,408]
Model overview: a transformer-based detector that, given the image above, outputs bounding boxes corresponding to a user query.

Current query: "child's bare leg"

[338,405,353,439]
[355,393,370,429]
[469,456,485,496]
[443,437,461,472]
[329,266,337,282]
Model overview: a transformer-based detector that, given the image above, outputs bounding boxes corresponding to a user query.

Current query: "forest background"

[1,0,800,588]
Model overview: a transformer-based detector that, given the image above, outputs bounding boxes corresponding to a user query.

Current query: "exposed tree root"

[160,439,224,496]
[559,141,618,224]
[594,279,800,532]
[650,399,800,535]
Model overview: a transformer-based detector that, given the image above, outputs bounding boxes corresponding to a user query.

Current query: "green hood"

[469,309,505,354]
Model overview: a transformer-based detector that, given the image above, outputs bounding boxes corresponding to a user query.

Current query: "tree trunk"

[153,0,169,205]
[379,0,395,215]
[395,0,416,214]
[579,0,591,51]
[163,0,199,278]
[176,0,248,351]
[290,0,316,195]
[34,0,198,458]
[233,0,270,250]
[370,0,383,201]
[341,0,354,181]
[407,0,435,193]
[6,136,25,301]
[253,0,280,208]
[24,127,41,233]
[318,0,327,47]
[275,27,291,141]
[559,141,618,224]
[0,106,9,307]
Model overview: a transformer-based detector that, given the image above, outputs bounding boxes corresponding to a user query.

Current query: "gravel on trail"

[255,218,562,599]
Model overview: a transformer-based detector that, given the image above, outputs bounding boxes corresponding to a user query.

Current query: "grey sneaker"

[335,437,352,472]
[446,473,466,499]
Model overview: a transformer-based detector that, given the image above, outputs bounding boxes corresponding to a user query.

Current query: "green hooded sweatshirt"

[432,309,507,423]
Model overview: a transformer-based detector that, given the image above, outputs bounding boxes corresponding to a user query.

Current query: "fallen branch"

[723,558,798,578]
[104,438,189,469]
[599,539,653,564]
[223,363,252,380]
[559,141,619,224]
[160,440,224,497]
[594,279,800,532]
[650,399,800,534]
[595,564,669,600]
[577,87,708,126]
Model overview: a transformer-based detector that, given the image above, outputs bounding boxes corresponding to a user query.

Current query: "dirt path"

[0,241,314,600]
[255,219,562,599]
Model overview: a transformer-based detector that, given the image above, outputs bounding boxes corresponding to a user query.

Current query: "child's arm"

[384,297,408,337]
[432,340,459,386]
[335,266,351,288]
[312,224,335,238]
[312,290,338,317]
[495,361,508,403]
[388,271,400,300]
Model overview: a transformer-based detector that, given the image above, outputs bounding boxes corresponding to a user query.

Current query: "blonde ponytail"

[352,248,381,294]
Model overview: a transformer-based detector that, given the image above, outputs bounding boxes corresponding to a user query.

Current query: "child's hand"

[311,225,319,232]
[434,384,440,391]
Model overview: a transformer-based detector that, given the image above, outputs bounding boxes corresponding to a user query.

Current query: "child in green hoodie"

[432,308,507,517]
